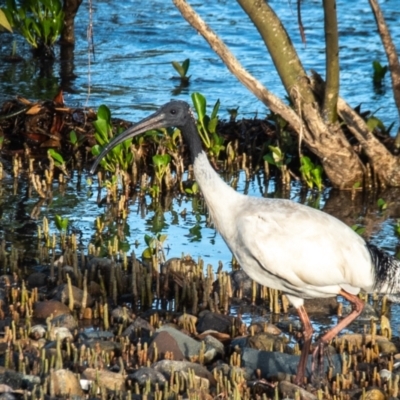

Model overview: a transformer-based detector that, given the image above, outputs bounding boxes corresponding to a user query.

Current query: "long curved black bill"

[90,107,167,174]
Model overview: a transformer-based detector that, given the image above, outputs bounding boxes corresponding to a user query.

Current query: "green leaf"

[97,104,111,123]
[142,247,153,259]
[210,99,220,120]
[351,224,366,236]
[377,198,387,211]
[172,61,184,77]
[0,9,13,32]
[191,92,206,121]
[144,234,152,247]
[182,58,190,75]
[48,149,64,165]
[69,130,78,145]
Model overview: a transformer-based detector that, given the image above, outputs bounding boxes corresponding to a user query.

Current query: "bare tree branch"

[369,0,400,144]
[322,0,339,123]
[172,0,302,133]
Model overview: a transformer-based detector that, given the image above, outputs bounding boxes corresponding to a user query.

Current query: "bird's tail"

[367,243,400,293]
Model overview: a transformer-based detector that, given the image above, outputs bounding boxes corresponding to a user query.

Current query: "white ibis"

[90,100,400,385]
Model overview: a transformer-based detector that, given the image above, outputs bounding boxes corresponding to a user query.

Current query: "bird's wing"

[234,199,372,293]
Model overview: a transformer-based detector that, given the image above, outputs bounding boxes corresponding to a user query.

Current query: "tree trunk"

[322,0,339,123]
[173,0,400,188]
[61,0,83,45]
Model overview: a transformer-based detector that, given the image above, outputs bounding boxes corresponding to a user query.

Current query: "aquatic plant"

[1,0,64,58]
[299,156,324,191]
[191,92,224,158]
[263,145,291,184]
[171,58,190,85]
[372,60,388,85]
[91,105,133,173]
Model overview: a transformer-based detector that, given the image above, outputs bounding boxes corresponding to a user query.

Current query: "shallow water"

[1,0,400,334]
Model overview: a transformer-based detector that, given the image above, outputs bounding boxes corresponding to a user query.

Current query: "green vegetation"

[372,60,388,85]
[377,198,387,212]
[1,0,64,57]
[299,156,324,191]
[91,105,133,173]
[142,233,168,261]
[191,92,224,158]
[172,58,190,84]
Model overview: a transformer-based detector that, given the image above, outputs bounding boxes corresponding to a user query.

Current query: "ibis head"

[90,100,202,174]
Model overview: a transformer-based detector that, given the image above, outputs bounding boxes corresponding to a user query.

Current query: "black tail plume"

[367,243,400,293]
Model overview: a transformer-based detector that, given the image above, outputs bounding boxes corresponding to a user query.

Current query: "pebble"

[82,368,126,391]
[33,300,71,319]
[26,272,48,288]
[197,310,233,333]
[279,380,317,400]
[51,283,94,309]
[152,360,216,386]
[48,326,73,341]
[247,331,289,352]
[240,347,342,379]
[157,326,201,359]
[148,330,185,361]
[50,369,84,397]
[129,367,167,387]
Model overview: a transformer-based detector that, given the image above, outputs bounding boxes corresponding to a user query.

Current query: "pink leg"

[294,305,313,386]
[316,290,364,345]
[295,290,365,386]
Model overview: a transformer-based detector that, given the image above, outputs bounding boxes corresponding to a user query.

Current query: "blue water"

[0,0,399,125]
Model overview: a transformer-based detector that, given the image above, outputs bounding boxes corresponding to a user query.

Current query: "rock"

[240,347,342,379]
[279,381,317,400]
[129,367,167,387]
[152,360,216,386]
[178,313,198,327]
[51,313,78,331]
[51,284,93,309]
[88,281,103,297]
[157,326,201,359]
[80,340,122,355]
[148,330,185,361]
[203,335,225,362]
[48,326,73,341]
[212,362,251,381]
[111,306,134,323]
[82,368,125,391]
[360,388,386,400]
[197,329,231,342]
[80,330,114,341]
[26,272,47,288]
[248,322,282,335]
[122,317,155,341]
[304,297,338,314]
[248,332,289,352]
[230,270,252,298]
[50,369,83,397]
[0,392,17,400]
[379,369,392,381]
[30,325,46,340]
[0,367,40,389]
[197,311,233,334]
[163,256,197,276]
[33,301,71,319]
[338,334,398,353]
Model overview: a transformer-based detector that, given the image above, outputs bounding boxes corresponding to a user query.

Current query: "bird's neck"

[193,151,242,237]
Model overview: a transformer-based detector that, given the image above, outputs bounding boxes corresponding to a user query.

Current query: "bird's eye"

[170,109,176,115]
